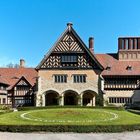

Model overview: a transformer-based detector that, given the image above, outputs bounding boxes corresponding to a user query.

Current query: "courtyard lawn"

[0,107,140,125]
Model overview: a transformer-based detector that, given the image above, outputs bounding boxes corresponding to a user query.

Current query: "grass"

[0,107,140,125]
[0,107,140,132]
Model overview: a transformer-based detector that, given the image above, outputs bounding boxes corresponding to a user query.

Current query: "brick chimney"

[20,59,25,68]
[67,22,73,27]
[89,37,94,53]
[67,22,73,31]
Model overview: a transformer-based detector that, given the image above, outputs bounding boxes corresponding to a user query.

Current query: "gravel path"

[0,131,140,140]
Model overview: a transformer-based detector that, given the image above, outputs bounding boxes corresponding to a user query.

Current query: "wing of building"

[0,61,37,107]
[1,23,140,107]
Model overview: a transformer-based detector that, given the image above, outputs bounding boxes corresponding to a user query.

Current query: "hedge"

[0,125,140,133]
[127,109,140,115]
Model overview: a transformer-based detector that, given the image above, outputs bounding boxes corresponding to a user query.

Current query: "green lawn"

[0,107,140,125]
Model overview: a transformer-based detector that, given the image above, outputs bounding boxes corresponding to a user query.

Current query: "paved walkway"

[0,131,140,140]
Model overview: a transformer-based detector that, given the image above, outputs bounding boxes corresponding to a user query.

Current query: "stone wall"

[36,69,101,106]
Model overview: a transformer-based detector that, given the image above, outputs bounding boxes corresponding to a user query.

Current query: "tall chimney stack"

[20,59,25,68]
[89,37,94,53]
[67,22,73,31]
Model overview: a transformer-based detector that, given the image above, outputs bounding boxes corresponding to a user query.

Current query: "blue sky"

[0,0,140,67]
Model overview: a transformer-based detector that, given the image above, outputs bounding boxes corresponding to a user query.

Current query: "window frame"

[73,74,87,83]
[108,97,132,104]
[61,54,78,63]
[54,74,67,83]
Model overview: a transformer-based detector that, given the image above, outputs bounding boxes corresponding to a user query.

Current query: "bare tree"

[6,63,19,68]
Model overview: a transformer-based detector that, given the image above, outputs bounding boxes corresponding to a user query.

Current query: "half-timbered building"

[36,23,140,107]
[36,23,104,106]
[0,60,37,107]
[1,23,140,107]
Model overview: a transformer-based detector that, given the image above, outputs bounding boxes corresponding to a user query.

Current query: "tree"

[6,63,19,68]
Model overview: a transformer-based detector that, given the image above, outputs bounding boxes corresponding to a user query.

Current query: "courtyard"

[0,107,140,126]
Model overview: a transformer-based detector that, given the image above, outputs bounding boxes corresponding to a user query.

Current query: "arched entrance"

[64,90,78,105]
[45,90,59,106]
[82,90,97,106]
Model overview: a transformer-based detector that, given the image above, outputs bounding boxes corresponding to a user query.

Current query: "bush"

[0,125,140,133]
[0,105,11,110]
[127,109,140,115]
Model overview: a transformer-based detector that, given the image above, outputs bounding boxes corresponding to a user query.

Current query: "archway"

[45,90,59,106]
[64,90,78,105]
[82,90,97,106]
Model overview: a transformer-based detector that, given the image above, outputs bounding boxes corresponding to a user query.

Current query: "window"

[109,97,132,104]
[3,98,6,104]
[106,65,111,71]
[54,75,67,83]
[0,86,6,90]
[15,99,25,105]
[126,65,132,71]
[73,75,86,83]
[61,54,77,63]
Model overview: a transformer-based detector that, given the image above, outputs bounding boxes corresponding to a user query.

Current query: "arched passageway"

[82,90,97,106]
[45,90,59,106]
[64,90,78,105]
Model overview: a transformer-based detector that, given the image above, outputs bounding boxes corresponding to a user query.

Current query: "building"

[0,59,37,107]
[0,23,140,107]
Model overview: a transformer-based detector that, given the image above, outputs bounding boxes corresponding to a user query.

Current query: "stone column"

[42,94,45,106]
[61,94,64,106]
[100,76,104,92]
[93,96,95,106]
[36,76,42,107]
[77,95,81,106]
[80,94,83,106]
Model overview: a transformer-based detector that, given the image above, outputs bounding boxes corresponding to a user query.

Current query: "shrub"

[0,105,11,110]
[127,109,140,115]
[0,125,140,133]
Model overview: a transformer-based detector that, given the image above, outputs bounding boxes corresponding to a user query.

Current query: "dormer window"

[126,65,132,71]
[12,76,19,79]
[106,65,111,71]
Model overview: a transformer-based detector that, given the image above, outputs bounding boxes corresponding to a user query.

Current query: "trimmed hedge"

[0,125,140,133]
[127,109,140,115]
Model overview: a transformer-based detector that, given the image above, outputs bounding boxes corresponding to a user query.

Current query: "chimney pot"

[20,59,25,68]
[67,22,73,27]
[89,37,94,53]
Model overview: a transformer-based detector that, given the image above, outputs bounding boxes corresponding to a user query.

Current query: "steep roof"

[96,53,140,76]
[0,68,37,90]
[36,23,103,70]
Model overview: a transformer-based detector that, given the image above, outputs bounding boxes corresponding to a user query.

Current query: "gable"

[14,77,32,88]
[36,23,103,70]
[17,79,29,86]
[54,32,84,52]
